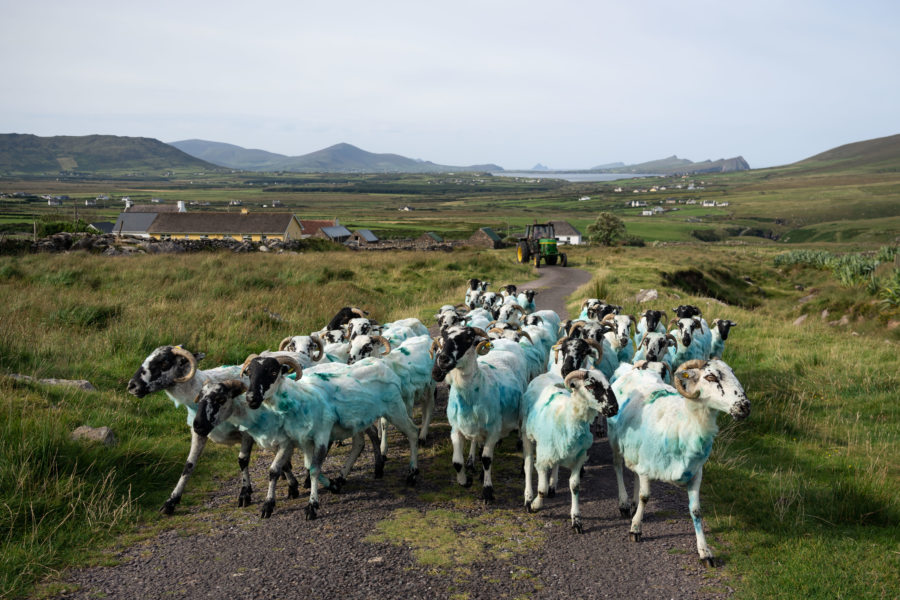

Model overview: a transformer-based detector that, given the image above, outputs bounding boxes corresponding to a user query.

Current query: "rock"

[821,309,829,320]
[838,315,851,326]
[258,245,269,252]
[634,289,658,303]
[798,293,817,304]
[888,320,900,331]
[794,284,805,291]
[9,374,96,391]
[71,425,117,446]
[793,315,808,326]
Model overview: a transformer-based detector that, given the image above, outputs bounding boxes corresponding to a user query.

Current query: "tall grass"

[0,248,531,598]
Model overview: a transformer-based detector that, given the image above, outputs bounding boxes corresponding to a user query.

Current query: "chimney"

[177,200,186,212]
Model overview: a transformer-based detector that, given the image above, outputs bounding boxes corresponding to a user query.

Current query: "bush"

[621,234,645,247]
[690,229,725,242]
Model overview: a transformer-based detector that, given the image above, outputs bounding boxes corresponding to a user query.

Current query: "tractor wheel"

[560,253,568,267]
[533,254,541,268]
[517,242,531,264]
[545,255,558,266]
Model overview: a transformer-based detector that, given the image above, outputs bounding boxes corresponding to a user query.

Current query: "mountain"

[784,133,900,174]
[0,133,215,175]
[593,155,750,175]
[170,140,503,173]
[531,163,550,171]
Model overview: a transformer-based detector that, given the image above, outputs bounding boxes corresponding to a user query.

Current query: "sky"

[2,0,898,170]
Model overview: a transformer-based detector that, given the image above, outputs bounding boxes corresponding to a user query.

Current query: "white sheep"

[601,313,637,364]
[709,319,737,359]
[521,369,619,532]
[516,289,538,314]
[432,326,527,503]
[634,309,668,347]
[667,316,712,370]
[607,358,750,566]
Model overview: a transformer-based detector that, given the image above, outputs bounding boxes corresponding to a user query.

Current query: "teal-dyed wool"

[522,371,596,470]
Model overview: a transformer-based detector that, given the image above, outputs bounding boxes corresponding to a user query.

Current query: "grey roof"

[420,231,443,242]
[354,229,379,242]
[113,212,158,234]
[320,225,352,239]
[549,220,582,237]
[89,222,115,234]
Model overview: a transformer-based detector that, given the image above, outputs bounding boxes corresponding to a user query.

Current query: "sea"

[492,171,660,182]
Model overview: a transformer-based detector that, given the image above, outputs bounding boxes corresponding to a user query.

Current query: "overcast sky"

[2,0,898,170]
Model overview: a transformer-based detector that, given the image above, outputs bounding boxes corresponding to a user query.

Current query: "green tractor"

[516,222,567,268]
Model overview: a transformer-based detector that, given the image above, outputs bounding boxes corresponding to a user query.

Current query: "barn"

[467,227,504,249]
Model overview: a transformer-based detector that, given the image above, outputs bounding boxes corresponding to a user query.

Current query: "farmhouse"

[147,212,304,242]
[549,220,583,245]
[111,212,159,238]
[298,218,340,238]
[467,227,503,249]
[347,229,379,246]
[125,201,186,213]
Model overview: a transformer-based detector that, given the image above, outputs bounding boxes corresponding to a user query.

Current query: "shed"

[467,227,503,249]
[315,225,352,244]
[88,222,115,234]
[298,219,339,238]
[347,229,379,246]
[417,232,443,244]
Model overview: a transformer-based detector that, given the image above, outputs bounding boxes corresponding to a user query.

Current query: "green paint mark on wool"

[400,347,410,356]
[646,388,677,404]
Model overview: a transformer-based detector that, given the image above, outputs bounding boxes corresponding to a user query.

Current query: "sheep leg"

[611,446,633,517]
[688,466,715,566]
[304,441,328,521]
[364,424,385,478]
[481,435,500,504]
[385,405,420,485]
[378,417,389,457]
[522,434,535,510]
[161,430,207,515]
[532,466,548,512]
[281,453,301,499]
[260,443,293,519]
[237,433,254,507]
[570,453,588,534]
[418,383,436,442]
[332,432,367,493]
[450,429,471,487]
[465,439,479,474]
[548,465,559,498]
[629,474,651,542]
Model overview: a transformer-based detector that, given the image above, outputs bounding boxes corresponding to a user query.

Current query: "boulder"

[634,289,658,303]
[71,426,117,446]
[793,314,808,326]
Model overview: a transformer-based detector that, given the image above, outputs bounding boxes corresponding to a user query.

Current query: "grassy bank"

[0,248,531,598]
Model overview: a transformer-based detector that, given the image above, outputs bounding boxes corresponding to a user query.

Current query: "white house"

[550,220,583,245]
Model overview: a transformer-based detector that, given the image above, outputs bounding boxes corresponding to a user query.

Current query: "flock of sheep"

[127,277,749,566]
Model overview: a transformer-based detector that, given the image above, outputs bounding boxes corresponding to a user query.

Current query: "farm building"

[347,229,379,246]
[146,212,304,242]
[298,219,340,238]
[111,212,160,238]
[549,220,582,245]
[467,227,503,249]
[88,222,115,234]
[315,225,353,244]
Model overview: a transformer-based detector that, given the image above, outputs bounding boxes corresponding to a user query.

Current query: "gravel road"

[56,266,732,600]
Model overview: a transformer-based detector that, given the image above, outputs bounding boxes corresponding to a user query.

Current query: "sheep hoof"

[238,486,253,507]
[374,460,385,479]
[302,474,311,489]
[304,503,318,521]
[329,476,346,494]
[701,556,717,568]
[482,485,495,504]
[462,475,473,488]
[260,499,275,519]
[160,498,178,516]
[405,468,419,486]
[629,531,642,542]
[524,500,533,512]
[547,486,556,498]
[619,507,631,518]
[572,519,584,534]
[464,457,476,473]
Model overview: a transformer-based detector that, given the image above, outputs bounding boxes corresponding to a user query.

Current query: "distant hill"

[0,133,215,175]
[593,154,750,175]
[784,133,900,174]
[170,140,504,173]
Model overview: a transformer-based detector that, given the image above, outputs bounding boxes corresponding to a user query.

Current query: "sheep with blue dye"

[521,369,619,532]
[607,358,750,566]
[432,326,528,503]
[667,316,712,370]
[516,289,538,314]
[127,346,301,514]
[634,309,668,347]
[709,319,737,359]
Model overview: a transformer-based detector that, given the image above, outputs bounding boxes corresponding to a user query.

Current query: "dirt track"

[56,266,731,600]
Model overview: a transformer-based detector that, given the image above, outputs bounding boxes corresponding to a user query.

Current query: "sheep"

[126,345,299,514]
[494,302,527,328]
[380,317,430,345]
[565,321,619,379]
[607,358,750,566]
[601,313,637,364]
[239,354,421,519]
[516,289,538,314]
[435,304,469,332]
[633,331,676,369]
[463,307,494,331]
[432,326,528,503]
[521,369,619,532]
[634,309,668,347]
[500,284,518,299]
[464,278,489,309]
[487,327,545,382]
[347,334,436,445]
[526,309,562,342]
[709,319,737,359]
[667,316,712,371]
[479,291,503,313]
[672,304,702,319]
[278,334,327,368]
[323,306,369,331]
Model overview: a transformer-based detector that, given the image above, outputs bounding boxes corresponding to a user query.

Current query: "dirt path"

[56,266,730,600]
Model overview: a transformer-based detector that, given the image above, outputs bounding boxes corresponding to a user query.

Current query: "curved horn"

[485,320,499,330]
[678,359,708,371]
[581,299,590,309]
[351,307,369,317]
[310,335,325,361]
[567,321,586,336]
[673,360,707,400]
[529,315,544,325]
[470,327,489,339]
[429,337,443,359]
[602,313,616,323]
[511,304,526,315]
[668,318,680,331]
[666,334,678,346]
[475,340,492,355]
[240,353,260,377]
[564,370,588,389]
[274,355,303,378]
[278,336,294,351]
[223,379,249,394]
[517,330,533,344]
[371,335,392,357]
[171,346,198,383]
[661,362,673,381]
